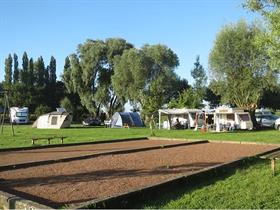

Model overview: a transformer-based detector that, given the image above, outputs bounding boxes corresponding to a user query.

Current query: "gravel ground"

[0,140,276,208]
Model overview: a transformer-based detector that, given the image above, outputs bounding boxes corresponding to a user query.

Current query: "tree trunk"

[249,109,259,130]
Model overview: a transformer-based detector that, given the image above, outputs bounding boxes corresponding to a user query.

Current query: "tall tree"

[112,44,179,121]
[28,58,34,86]
[245,0,280,71]
[20,52,29,85]
[34,56,45,87]
[209,20,277,127]
[13,53,19,84]
[191,55,207,98]
[4,54,13,88]
[63,38,133,117]
[49,56,56,85]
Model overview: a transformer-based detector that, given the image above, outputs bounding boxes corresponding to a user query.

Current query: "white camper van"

[10,107,29,124]
[214,107,253,131]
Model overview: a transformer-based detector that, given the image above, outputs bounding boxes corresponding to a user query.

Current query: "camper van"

[10,107,29,124]
[214,107,253,131]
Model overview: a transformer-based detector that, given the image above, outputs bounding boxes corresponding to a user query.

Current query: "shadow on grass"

[131,158,262,209]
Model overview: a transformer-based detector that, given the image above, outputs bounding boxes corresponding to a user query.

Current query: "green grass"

[136,160,280,209]
[0,124,150,148]
[0,125,280,148]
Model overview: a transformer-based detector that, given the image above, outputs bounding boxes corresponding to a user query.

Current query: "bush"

[34,105,52,117]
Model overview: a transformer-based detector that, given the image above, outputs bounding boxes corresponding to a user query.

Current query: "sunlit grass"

[0,125,280,148]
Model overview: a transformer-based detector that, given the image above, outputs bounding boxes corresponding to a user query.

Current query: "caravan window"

[227,114,234,121]
[51,116,58,125]
[239,114,250,121]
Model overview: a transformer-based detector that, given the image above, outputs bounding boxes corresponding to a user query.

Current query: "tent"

[32,109,72,129]
[158,108,201,129]
[110,112,144,128]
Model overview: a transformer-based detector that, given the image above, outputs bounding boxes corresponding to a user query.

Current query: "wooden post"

[271,158,276,176]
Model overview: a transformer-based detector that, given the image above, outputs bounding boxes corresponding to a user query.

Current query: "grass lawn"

[135,160,280,209]
[0,124,280,148]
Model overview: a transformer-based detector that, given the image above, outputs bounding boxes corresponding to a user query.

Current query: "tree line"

[1,0,280,126]
[0,52,68,117]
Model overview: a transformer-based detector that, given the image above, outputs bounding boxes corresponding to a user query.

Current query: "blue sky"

[0,0,259,83]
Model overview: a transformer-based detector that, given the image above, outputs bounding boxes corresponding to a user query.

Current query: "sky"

[0,0,259,84]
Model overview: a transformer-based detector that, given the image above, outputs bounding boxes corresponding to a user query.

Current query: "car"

[256,114,279,128]
[82,117,101,126]
[275,118,280,130]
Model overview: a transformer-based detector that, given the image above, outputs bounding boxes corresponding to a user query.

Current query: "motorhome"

[214,107,253,131]
[10,107,29,124]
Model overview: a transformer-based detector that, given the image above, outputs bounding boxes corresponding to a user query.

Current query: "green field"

[1,125,280,208]
[0,124,280,148]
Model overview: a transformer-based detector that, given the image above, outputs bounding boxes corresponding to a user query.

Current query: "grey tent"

[110,112,144,128]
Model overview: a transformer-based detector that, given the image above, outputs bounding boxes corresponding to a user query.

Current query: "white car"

[275,118,280,130]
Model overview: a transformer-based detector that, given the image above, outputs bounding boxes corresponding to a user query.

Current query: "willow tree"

[62,38,133,117]
[209,20,277,127]
[112,44,179,129]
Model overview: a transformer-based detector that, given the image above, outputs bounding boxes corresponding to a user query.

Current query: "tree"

[13,53,19,84]
[49,56,56,85]
[28,58,34,86]
[112,44,179,123]
[168,87,203,109]
[209,20,277,127]
[245,0,280,71]
[191,55,207,98]
[63,38,133,117]
[34,56,45,87]
[4,54,13,88]
[20,52,29,85]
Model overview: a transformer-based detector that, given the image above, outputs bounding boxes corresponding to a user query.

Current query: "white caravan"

[214,107,253,131]
[10,107,29,124]
[158,108,201,129]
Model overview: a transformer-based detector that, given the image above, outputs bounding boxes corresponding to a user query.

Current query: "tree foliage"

[209,20,275,111]
[13,53,19,84]
[245,0,280,71]
[112,44,179,117]
[4,54,13,88]
[63,38,133,117]
[191,55,207,97]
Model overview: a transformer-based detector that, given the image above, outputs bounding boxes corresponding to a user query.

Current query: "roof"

[158,108,201,115]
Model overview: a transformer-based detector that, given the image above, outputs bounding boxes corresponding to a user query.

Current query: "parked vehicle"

[82,117,101,126]
[256,114,279,128]
[10,107,29,124]
[214,107,253,131]
[274,118,280,130]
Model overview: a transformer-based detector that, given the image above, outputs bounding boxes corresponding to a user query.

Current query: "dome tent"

[110,112,144,128]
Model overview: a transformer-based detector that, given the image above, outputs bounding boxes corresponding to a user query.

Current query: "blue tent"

[111,112,145,128]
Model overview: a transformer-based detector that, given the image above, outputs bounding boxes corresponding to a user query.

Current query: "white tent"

[32,109,72,129]
[158,108,201,129]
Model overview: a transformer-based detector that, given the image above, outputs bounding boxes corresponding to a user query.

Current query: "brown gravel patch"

[0,139,184,166]
[0,141,277,208]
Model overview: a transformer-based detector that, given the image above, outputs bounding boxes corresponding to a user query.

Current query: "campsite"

[1,0,280,209]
